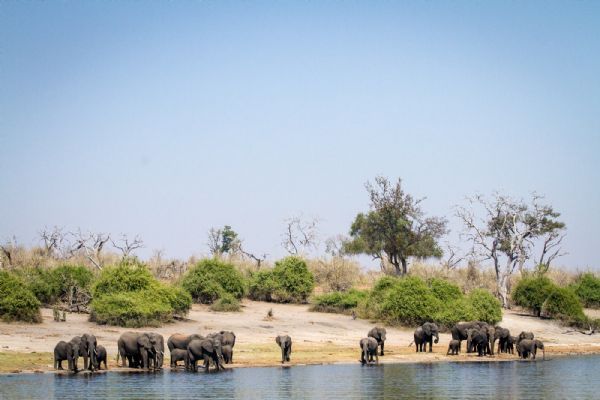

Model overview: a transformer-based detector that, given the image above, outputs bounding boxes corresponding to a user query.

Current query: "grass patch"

[0,352,52,373]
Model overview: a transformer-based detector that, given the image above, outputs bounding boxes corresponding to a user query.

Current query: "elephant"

[516,332,534,357]
[494,327,511,354]
[447,339,460,355]
[186,338,225,373]
[54,340,79,372]
[466,328,488,357]
[117,332,162,369]
[368,327,387,356]
[168,334,204,351]
[413,322,440,353]
[360,337,379,365]
[219,331,236,348]
[169,348,188,367]
[517,339,545,360]
[96,345,107,370]
[451,321,486,352]
[222,345,233,364]
[507,336,518,354]
[70,334,98,371]
[276,335,292,364]
[148,332,165,369]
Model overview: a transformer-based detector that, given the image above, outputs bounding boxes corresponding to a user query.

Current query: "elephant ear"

[423,324,431,337]
[276,336,281,346]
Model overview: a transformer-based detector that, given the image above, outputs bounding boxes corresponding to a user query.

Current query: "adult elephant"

[517,339,545,360]
[275,335,292,364]
[187,338,224,372]
[451,321,486,352]
[466,328,488,357]
[368,327,387,356]
[515,331,534,357]
[168,334,204,367]
[54,340,79,372]
[70,333,98,371]
[494,327,511,354]
[148,333,165,369]
[413,322,439,353]
[360,337,379,365]
[117,332,162,369]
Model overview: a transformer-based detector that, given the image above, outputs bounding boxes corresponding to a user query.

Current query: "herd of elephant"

[359,322,545,365]
[54,322,545,373]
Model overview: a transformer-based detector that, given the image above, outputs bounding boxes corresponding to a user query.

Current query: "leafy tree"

[571,273,600,308]
[207,225,242,256]
[345,177,447,275]
[512,276,556,316]
[272,256,315,303]
[181,258,245,303]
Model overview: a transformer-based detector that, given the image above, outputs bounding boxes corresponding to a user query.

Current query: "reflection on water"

[1,356,599,399]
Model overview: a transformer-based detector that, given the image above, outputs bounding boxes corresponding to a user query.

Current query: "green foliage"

[433,298,475,328]
[428,278,463,302]
[310,289,369,314]
[89,261,191,327]
[209,293,241,312]
[468,289,502,324]
[247,270,279,302]
[0,271,41,323]
[542,287,586,323]
[15,267,58,304]
[344,176,447,275]
[380,276,441,325]
[181,258,245,304]
[570,273,600,308]
[512,276,556,316]
[272,256,315,303]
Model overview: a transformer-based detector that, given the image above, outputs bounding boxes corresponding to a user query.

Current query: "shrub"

[379,276,441,325]
[272,256,315,303]
[428,278,463,302]
[512,276,556,316]
[361,276,401,317]
[468,289,502,325]
[310,289,369,314]
[92,260,155,297]
[309,257,360,292]
[155,284,193,317]
[181,259,245,304]
[15,267,59,304]
[542,287,586,323]
[0,271,42,323]
[209,293,241,312]
[247,270,279,302]
[571,273,600,308]
[433,298,475,329]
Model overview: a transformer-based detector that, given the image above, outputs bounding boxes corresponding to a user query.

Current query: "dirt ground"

[1,301,599,372]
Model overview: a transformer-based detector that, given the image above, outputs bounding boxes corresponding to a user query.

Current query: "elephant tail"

[116,350,120,365]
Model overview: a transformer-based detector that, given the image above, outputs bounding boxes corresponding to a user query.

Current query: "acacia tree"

[456,193,566,308]
[344,177,447,275]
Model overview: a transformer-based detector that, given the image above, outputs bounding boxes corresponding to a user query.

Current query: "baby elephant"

[222,344,233,364]
[96,345,107,370]
[359,337,379,365]
[170,348,188,368]
[447,340,460,355]
[276,335,292,364]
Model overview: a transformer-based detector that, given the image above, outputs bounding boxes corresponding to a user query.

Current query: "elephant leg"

[203,355,210,373]
[380,341,384,356]
[374,351,379,364]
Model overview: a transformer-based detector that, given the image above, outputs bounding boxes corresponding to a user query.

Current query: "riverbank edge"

[2,344,599,375]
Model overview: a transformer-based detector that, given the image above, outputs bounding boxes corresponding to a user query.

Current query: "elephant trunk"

[434,332,439,344]
[363,345,368,364]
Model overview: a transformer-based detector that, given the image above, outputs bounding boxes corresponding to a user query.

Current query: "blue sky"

[1,1,599,268]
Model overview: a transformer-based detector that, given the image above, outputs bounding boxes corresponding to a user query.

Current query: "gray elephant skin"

[517,339,545,360]
[466,328,488,356]
[70,333,98,371]
[186,337,225,372]
[169,348,188,367]
[96,345,107,370]
[447,339,460,355]
[117,332,163,369]
[54,340,79,372]
[368,327,387,356]
[222,345,233,364]
[413,322,439,352]
[493,326,511,354]
[451,321,486,352]
[360,337,379,364]
[276,335,292,364]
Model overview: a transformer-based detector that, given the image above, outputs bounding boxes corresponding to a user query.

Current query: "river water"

[1,356,598,399]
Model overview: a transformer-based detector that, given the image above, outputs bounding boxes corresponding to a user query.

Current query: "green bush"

[310,289,369,314]
[17,265,94,306]
[272,256,315,303]
[209,293,241,312]
[15,267,59,304]
[247,270,279,302]
[52,265,94,295]
[181,259,245,304]
[0,271,42,323]
[542,287,586,323]
[571,273,600,308]
[468,289,502,324]
[89,261,191,327]
[512,276,556,316]
[380,276,441,325]
[428,278,463,302]
[433,297,475,329]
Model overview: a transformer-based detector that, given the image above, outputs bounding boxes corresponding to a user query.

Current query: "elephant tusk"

[94,349,98,355]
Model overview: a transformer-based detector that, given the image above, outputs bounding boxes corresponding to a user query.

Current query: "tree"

[207,225,242,256]
[281,215,319,256]
[73,230,110,270]
[456,193,566,308]
[345,177,447,275]
[111,234,144,259]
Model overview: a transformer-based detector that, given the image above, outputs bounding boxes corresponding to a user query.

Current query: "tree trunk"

[400,257,408,275]
[497,273,510,309]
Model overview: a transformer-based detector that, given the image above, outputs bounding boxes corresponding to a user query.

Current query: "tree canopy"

[344,177,447,275]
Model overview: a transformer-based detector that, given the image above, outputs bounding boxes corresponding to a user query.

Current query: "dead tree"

[0,237,17,268]
[111,234,144,259]
[281,215,319,255]
[74,231,110,270]
[441,243,468,270]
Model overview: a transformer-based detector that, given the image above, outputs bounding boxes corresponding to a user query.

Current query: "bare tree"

[456,193,566,308]
[207,227,222,256]
[441,242,468,270]
[238,246,268,269]
[0,236,18,268]
[281,215,319,255]
[39,226,65,257]
[111,234,144,259]
[74,230,110,270]
[324,235,349,257]
[536,231,567,274]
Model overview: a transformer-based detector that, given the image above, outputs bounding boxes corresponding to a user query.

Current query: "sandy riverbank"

[1,301,599,373]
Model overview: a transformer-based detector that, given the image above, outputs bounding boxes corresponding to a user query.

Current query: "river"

[1,356,598,399]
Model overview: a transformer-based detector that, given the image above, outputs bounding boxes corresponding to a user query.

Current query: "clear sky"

[1,1,599,269]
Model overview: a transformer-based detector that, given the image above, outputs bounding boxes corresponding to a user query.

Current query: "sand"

[1,301,599,372]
